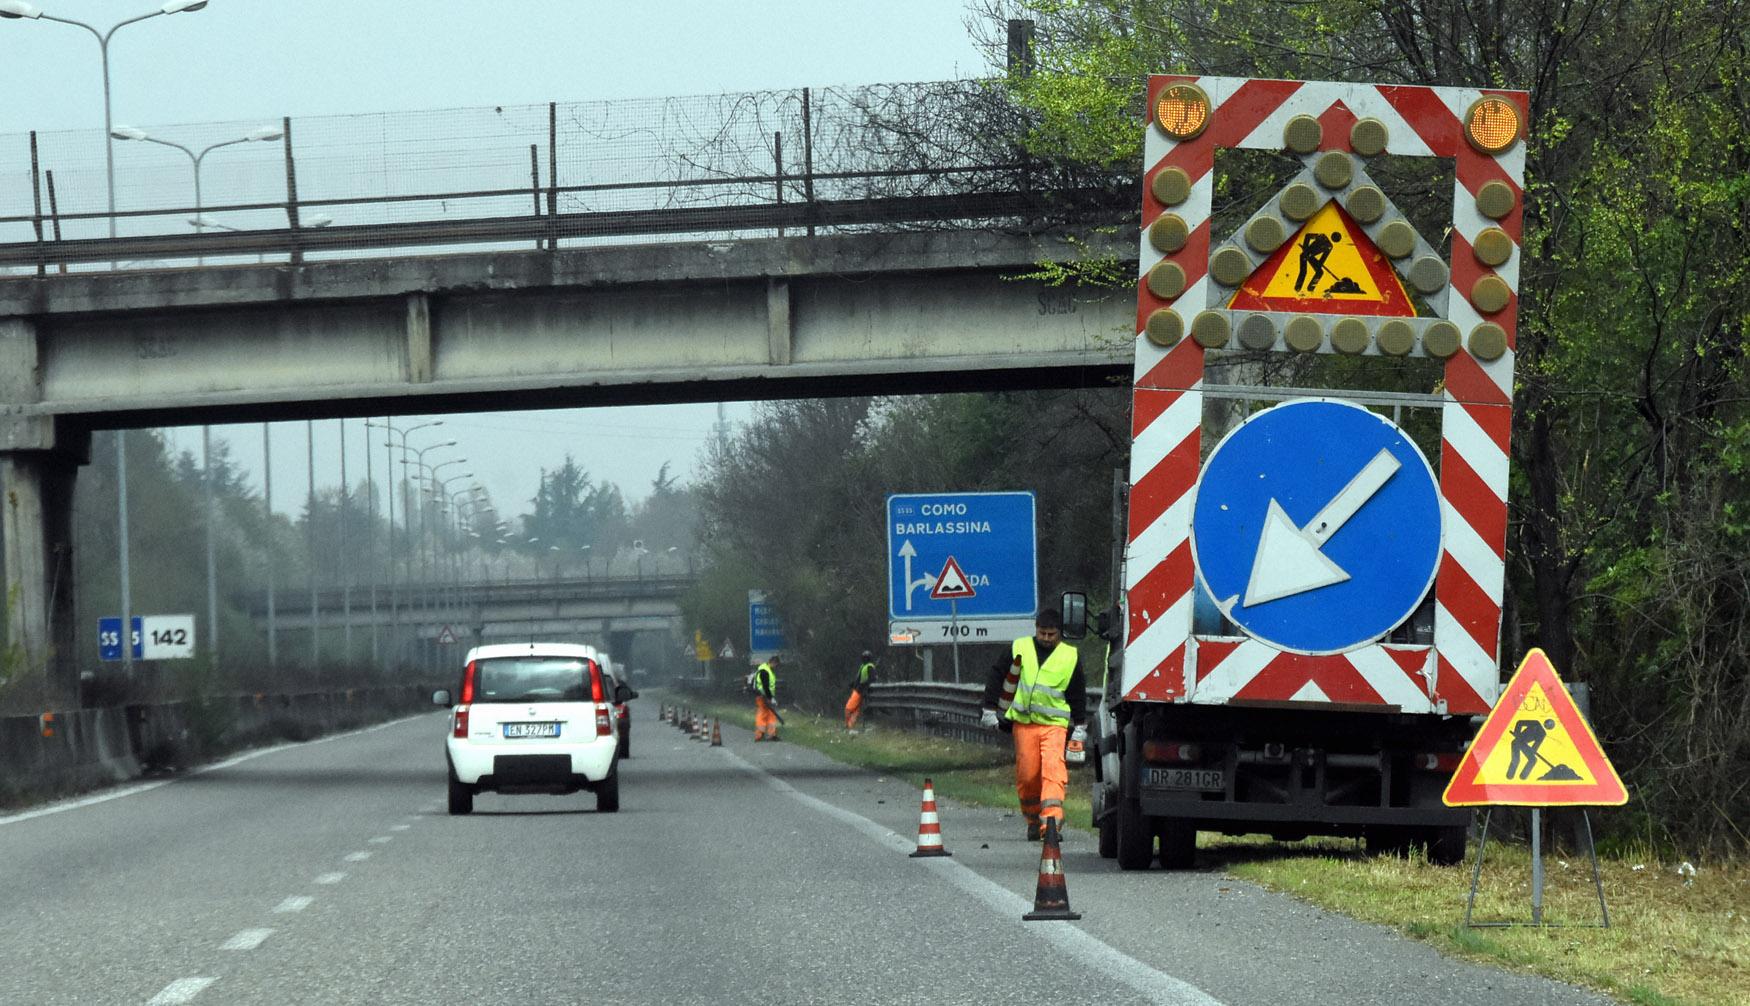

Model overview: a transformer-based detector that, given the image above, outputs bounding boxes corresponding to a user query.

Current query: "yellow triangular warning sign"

[1443,649,1627,807]
[1228,202,1416,317]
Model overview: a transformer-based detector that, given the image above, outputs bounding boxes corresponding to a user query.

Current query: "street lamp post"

[0,0,214,240]
[370,419,442,671]
[110,124,281,265]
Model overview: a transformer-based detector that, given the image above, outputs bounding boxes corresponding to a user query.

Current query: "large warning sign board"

[1228,202,1415,316]
[1443,649,1627,807]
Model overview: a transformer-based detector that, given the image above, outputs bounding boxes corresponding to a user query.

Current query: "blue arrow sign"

[887,492,1037,621]
[1191,399,1441,655]
[97,616,143,661]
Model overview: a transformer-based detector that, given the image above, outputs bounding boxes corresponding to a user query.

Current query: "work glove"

[980,708,1000,729]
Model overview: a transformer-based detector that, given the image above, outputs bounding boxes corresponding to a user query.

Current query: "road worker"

[981,607,1087,840]
[752,654,782,742]
[844,649,877,732]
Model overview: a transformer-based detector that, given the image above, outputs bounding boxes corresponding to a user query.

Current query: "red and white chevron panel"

[1125,77,1526,716]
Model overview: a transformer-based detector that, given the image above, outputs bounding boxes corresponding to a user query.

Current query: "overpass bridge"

[0,81,1139,705]
[244,573,695,647]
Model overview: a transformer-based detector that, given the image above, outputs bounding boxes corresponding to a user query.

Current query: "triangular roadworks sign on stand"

[1443,649,1627,807]
[1228,202,1417,317]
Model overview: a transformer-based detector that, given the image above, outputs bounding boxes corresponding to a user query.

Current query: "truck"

[1072,73,1527,870]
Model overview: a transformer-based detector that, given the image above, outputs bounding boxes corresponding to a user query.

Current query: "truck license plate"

[1144,767,1225,792]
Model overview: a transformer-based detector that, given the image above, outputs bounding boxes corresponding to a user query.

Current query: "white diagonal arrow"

[1239,448,1402,607]
[898,540,936,611]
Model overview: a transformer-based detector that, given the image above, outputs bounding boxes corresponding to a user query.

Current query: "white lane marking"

[221,928,274,951]
[390,824,411,831]
[273,896,313,914]
[368,835,393,844]
[717,749,1226,1006]
[314,872,346,885]
[344,851,371,862]
[1,713,436,828]
[147,977,216,1004]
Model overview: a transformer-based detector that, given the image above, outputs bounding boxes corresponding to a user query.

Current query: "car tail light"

[453,707,469,739]
[459,660,477,704]
[596,707,612,737]
[1141,740,1201,764]
[589,660,604,703]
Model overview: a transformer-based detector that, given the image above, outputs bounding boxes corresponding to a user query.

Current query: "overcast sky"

[1,1,993,515]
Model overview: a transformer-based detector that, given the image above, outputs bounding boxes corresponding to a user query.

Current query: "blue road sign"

[887,492,1037,622]
[1191,399,1441,655]
[98,616,143,661]
[748,590,787,662]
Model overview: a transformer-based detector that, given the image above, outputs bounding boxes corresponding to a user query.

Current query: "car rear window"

[473,657,595,703]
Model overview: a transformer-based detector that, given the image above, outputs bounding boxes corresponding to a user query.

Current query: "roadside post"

[1444,648,1627,927]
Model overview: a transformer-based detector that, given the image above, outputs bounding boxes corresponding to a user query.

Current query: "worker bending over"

[981,608,1087,840]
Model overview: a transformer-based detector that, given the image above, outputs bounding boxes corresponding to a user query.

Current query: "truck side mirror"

[1060,591,1089,640]
[614,682,635,704]
[432,689,453,707]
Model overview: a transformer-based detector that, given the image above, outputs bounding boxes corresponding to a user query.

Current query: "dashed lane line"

[146,977,215,1004]
[273,896,313,914]
[314,872,346,885]
[343,851,372,862]
[220,929,274,951]
[717,748,1227,1006]
[368,835,393,844]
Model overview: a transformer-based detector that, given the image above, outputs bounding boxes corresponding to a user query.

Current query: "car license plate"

[503,722,560,739]
[1144,767,1226,792]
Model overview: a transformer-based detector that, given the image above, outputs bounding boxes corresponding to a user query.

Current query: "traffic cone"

[908,778,951,858]
[1022,818,1081,921]
[710,718,722,746]
[693,715,707,741]
[660,704,671,723]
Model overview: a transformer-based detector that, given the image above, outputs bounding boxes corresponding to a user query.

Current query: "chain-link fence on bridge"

[0,80,1128,272]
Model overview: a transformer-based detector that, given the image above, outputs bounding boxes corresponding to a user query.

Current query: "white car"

[433,642,630,815]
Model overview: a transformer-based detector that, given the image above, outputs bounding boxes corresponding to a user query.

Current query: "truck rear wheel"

[1428,825,1468,866]
[1157,817,1196,869]
[1115,796,1153,870]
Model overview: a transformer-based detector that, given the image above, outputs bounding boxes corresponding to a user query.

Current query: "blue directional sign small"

[748,590,787,663]
[1191,399,1442,655]
[98,616,143,661]
[887,492,1036,635]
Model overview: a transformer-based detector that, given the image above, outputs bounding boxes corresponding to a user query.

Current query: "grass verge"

[674,695,1747,1006]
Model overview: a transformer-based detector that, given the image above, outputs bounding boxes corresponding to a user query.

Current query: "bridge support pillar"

[2,318,86,708]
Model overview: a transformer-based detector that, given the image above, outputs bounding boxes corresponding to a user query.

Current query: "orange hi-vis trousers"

[843,690,864,729]
[754,695,780,740]
[1011,721,1069,825]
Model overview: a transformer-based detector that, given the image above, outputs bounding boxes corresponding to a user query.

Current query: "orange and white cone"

[710,718,722,747]
[908,778,951,858]
[1022,818,1081,920]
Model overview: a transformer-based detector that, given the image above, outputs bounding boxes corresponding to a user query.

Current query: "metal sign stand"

[1465,807,1610,928]
[949,599,961,683]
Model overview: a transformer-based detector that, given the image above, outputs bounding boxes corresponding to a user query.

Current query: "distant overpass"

[241,574,696,645]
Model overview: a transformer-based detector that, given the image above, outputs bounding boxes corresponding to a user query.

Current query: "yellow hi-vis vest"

[857,662,874,686]
[756,663,777,700]
[1005,638,1076,727]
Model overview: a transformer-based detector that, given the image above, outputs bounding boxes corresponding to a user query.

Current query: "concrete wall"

[0,684,440,809]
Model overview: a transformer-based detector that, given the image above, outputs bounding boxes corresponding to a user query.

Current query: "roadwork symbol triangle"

[929,556,977,600]
[1443,649,1626,807]
[1228,202,1416,317]
[436,624,459,646]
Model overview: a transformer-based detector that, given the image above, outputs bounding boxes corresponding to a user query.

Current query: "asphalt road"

[1,708,1619,1006]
